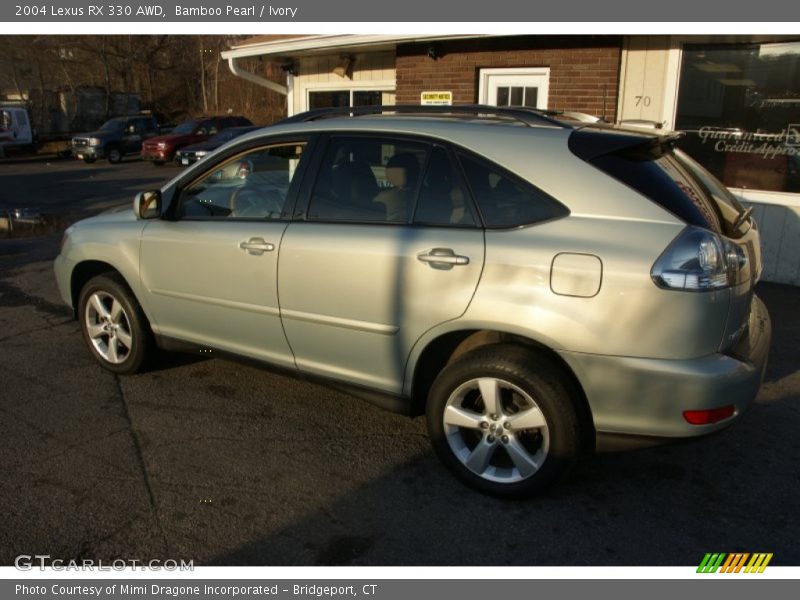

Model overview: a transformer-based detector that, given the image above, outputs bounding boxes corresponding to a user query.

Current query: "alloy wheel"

[84,291,133,364]
[443,377,550,484]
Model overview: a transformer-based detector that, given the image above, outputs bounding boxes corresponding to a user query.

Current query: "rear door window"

[413,147,477,227]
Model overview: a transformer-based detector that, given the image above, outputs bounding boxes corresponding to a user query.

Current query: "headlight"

[651,226,747,291]
[88,138,101,146]
[157,142,167,149]
[195,151,208,158]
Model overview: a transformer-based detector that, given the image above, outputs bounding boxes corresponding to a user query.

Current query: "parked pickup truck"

[141,115,252,166]
[71,115,165,164]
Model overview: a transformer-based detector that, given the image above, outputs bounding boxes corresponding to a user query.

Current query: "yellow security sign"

[420,91,453,106]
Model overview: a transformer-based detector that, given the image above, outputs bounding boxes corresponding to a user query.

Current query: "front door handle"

[239,237,275,255]
[417,248,470,268]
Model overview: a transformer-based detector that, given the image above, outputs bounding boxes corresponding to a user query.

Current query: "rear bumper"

[559,295,771,445]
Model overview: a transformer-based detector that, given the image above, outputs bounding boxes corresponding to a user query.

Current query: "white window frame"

[298,79,396,116]
[478,67,550,109]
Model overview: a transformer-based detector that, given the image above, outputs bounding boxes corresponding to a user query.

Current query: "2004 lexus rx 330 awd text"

[54,105,771,497]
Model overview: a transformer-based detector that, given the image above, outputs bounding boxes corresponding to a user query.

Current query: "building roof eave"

[221,34,496,60]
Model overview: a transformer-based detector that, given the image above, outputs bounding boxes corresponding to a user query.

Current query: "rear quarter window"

[456,152,569,228]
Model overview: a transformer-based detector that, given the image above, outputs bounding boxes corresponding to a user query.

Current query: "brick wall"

[396,36,621,120]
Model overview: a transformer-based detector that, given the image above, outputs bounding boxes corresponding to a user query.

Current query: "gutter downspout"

[227,57,288,95]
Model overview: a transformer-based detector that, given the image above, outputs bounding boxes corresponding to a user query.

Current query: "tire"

[426,344,582,498]
[78,274,153,375]
[83,156,96,164]
[107,146,122,164]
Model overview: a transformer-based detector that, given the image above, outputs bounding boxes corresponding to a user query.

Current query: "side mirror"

[134,190,161,219]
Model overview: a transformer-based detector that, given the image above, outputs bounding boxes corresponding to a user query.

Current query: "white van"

[0,106,34,157]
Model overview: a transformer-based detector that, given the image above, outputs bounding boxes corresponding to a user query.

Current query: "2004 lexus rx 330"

[54,105,771,497]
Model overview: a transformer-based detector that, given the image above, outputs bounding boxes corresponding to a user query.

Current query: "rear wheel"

[78,275,152,374]
[426,344,582,498]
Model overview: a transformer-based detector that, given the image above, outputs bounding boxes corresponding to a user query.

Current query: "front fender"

[57,217,157,329]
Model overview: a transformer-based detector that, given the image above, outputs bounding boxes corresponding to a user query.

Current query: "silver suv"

[54,106,771,497]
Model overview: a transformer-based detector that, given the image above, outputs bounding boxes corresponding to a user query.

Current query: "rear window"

[672,148,749,238]
[587,143,724,233]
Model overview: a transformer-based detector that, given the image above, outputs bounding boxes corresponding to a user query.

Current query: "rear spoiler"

[568,126,685,161]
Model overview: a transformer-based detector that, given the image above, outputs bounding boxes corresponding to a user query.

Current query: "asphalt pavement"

[0,156,798,566]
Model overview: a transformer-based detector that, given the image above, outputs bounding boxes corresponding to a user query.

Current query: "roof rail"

[277,104,575,129]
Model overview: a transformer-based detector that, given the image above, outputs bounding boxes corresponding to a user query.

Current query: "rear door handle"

[239,237,275,255]
[417,248,470,268]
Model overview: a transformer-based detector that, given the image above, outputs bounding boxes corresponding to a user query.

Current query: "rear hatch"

[569,125,762,354]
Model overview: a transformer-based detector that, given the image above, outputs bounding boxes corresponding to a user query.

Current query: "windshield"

[99,119,126,132]
[209,129,237,143]
[208,127,255,143]
[172,121,199,135]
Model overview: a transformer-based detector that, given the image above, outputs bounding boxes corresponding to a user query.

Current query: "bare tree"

[0,35,289,135]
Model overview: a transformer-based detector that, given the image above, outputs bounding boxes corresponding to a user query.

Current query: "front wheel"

[78,274,152,374]
[106,146,122,164]
[83,156,96,164]
[426,344,583,498]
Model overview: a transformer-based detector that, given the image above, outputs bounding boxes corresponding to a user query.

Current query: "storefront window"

[308,90,393,110]
[675,41,800,194]
[353,91,382,106]
[309,91,350,109]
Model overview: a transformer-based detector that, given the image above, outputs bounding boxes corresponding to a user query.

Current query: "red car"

[141,115,252,165]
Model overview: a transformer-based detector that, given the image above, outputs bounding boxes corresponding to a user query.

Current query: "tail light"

[651,226,747,292]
